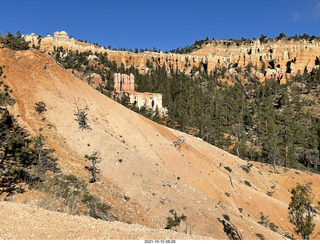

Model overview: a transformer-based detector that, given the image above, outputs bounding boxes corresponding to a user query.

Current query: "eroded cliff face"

[26,32,107,53]
[113,72,167,115]
[191,39,320,82]
[25,31,320,82]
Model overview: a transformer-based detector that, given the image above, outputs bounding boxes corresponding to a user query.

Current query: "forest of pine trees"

[53,49,320,174]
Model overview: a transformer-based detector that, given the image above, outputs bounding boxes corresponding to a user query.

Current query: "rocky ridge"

[26,31,320,83]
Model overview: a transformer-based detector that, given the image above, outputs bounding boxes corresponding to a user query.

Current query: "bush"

[244,180,251,187]
[223,214,230,221]
[257,212,269,226]
[34,101,47,115]
[241,162,253,173]
[266,191,274,197]
[224,166,232,173]
[165,210,187,230]
[74,105,91,130]
[255,233,265,240]
[84,151,101,183]
[31,134,59,173]
[0,66,15,107]
[35,174,112,220]
[269,222,279,232]
[0,31,30,50]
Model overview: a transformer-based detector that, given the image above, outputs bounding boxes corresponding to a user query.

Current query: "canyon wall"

[113,72,166,115]
[114,73,135,93]
[25,32,107,54]
[25,31,320,82]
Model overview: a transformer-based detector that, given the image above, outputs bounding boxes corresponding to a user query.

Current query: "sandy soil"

[0,201,212,240]
[0,48,319,240]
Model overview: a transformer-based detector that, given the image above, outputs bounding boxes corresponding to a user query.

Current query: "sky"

[1,0,320,51]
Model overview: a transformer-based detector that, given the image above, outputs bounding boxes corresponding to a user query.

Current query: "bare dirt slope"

[0,48,319,240]
[0,201,212,240]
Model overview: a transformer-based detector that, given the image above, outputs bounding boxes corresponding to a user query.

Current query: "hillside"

[0,47,320,240]
[0,201,211,240]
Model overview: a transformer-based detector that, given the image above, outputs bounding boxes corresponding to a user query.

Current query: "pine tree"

[288,183,315,240]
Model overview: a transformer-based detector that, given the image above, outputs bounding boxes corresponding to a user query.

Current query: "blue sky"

[1,0,320,51]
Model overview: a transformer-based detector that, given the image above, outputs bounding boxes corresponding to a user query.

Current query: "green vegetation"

[257,212,269,227]
[34,101,47,115]
[257,212,280,233]
[33,174,113,220]
[283,232,295,240]
[84,151,100,183]
[269,222,279,232]
[0,69,57,195]
[224,166,232,173]
[169,37,212,54]
[0,31,30,50]
[74,104,91,130]
[266,191,274,197]
[288,183,315,240]
[31,134,59,173]
[51,42,320,174]
[0,66,114,222]
[241,162,253,173]
[165,210,187,230]
[255,233,265,240]
[244,180,251,187]
[0,66,15,107]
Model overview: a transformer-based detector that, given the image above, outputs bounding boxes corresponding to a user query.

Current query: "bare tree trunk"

[285,144,288,168]
[229,174,238,193]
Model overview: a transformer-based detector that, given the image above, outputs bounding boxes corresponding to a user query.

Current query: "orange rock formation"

[113,72,167,115]
[25,31,320,83]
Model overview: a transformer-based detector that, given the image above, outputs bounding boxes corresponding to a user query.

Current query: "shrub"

[35,174,112,220]
[244,180,251,187]
[31,134,59,173]
[266,191,274,197]
[34,101,47,115]
[84,151,101,183]
[74,104,91,130]
[269,222,279,232]
[165,210,187,230]
[0,66,15,107]
[224,166,232,173]
[255,233,265,240]
[241,162,253,173]
[0,31,30,50]
[283,232,295,240]
[223,214,230,221]
[257,212,269,227]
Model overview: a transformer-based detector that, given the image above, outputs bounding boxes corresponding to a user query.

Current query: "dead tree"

[85,151,101,183]
[74,100,91,130]
[229,174,238,193]
[171,136,185,150]
[258,170,279,189]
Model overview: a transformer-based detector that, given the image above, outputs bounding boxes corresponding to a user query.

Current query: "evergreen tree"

[288,183,315,240]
